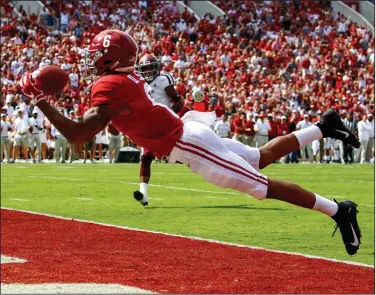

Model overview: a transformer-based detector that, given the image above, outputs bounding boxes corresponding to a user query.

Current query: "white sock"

[293,126,323,148]
[139,182,149,203]
[312,194,338,217]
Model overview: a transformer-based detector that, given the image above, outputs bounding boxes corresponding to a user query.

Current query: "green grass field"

[1,163,374,265]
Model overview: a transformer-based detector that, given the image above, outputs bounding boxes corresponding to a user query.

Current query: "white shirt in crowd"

[29,117,43,134]
[1,120,12,137]
[357,120,373,141]
[368,120,374,139]
[61,62,72,71]
[296,119,313,130]
[51,125,64,138]
[13,116,30,134]
[174,59,187,69]
[214,120,231,138]
[3,104,14,117]
[69,72,79,88]
[60,12,69,25]
[254,119,270,136]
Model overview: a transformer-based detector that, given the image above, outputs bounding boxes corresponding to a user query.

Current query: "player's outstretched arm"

[36,100,112,144]
[165,85,184,113]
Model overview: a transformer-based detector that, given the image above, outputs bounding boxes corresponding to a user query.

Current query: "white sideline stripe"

[206,196,228,200]
[76,198,94,201]
[1,255,27,264]
[1,207,373,269]
[9,198,30,202]
[327,195,374,208]
[0,283,155,294]
[3,174,373,207]
[149,198,163,201]
[3,174,243,196]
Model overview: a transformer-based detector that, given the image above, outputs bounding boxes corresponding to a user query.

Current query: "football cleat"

[133,191,148,206]
[331,199,361,255]
[316,108,360,148]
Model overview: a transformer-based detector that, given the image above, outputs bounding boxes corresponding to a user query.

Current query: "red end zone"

[1,209,374,294]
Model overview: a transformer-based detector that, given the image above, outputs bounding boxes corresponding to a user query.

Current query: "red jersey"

[91,71,183,158]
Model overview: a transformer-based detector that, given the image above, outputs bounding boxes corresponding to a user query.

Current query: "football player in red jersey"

[134,54,184,205]
[20,29,362,256]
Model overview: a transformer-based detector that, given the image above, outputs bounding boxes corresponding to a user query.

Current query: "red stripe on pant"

[177,139,268,183]
[175,143,269,187]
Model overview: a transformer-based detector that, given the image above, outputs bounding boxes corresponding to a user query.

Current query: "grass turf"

[1,163,374,265]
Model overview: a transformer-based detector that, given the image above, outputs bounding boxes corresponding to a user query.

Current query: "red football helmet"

[83,29,139,79]
[135,54,160,82]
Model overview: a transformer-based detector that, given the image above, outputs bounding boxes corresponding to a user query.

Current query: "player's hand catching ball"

[19,70,44,102]
[19,65,69,104]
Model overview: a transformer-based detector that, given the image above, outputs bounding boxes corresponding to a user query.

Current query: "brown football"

[37,65,69,95]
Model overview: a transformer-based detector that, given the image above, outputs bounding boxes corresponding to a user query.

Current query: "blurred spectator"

[254,112,270,148]
[1,0,374,164]
[214,114,231,138]
[232,111,246,143]
[366,114,374,162]
[1,113,12,163]
[83,136,96,164]
[51,110,68,163]
[13,109,30,161]
[341,111,357,164]
[356,114,373,164]
[29,110,43,163]
[107,123,121,164]
[296,114,314,164]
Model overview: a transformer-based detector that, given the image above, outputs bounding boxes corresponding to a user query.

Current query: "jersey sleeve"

[159,74,175,90]
[91,80,119,107]
[90,75,132,109]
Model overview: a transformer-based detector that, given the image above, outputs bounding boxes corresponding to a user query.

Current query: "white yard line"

[205,196,229,200]
[149,198,164,201]
[1,207,373,269]
[3,174,243,196]
[327,195,374,208]
[3,174,374,207]
[9,198,30,202]
[76,198,94,201]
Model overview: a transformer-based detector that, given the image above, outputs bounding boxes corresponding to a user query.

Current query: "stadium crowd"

[0,0,374,164]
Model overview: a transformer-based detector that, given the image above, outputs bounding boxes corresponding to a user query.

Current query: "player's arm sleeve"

[91,80,122,108]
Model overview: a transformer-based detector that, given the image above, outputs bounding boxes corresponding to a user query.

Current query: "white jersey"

[147,74,175,107]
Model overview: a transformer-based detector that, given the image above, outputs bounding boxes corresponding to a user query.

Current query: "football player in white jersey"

[133,54,184,206]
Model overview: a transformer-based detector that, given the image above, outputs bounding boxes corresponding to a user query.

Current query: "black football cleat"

[316,108,360,148]
[331,199,361,255]
[133,191,148,206]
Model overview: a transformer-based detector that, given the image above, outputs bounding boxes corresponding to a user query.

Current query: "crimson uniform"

[86,30,268,200]
[91,71,183,158]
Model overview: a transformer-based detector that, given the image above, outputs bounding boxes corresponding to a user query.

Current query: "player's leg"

[134,149,155,206]
[172,121,361,255]
[257,109,359,169]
